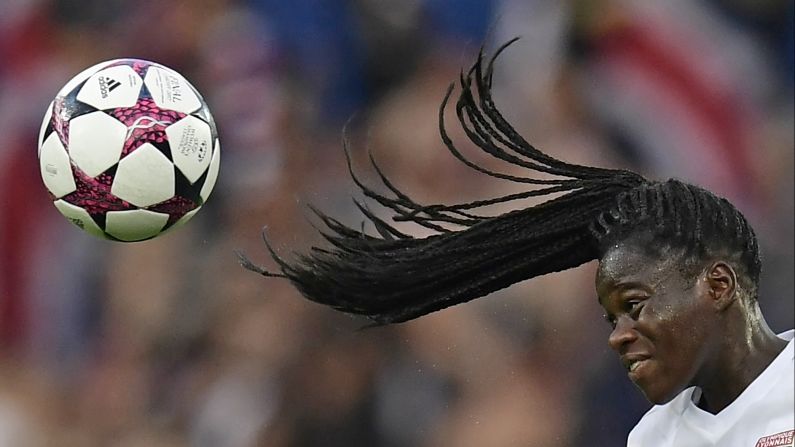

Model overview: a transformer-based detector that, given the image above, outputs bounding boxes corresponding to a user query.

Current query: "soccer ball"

[37,58,220,242]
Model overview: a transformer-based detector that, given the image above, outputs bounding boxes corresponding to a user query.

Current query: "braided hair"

[239,39,761,325]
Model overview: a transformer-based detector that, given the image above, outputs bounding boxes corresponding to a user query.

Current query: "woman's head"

[590,180,763,403]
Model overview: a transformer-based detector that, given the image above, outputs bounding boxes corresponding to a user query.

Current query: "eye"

[626,299,645,318]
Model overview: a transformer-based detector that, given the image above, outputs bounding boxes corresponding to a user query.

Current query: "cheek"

[640,293,712,377]
[643,288,710,339]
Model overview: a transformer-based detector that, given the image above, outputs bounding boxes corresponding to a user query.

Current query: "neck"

[696,304,786,414]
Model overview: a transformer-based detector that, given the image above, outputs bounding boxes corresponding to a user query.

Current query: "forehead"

[596,242,680,290]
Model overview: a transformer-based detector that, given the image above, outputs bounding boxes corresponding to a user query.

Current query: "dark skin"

[596,240,787,414]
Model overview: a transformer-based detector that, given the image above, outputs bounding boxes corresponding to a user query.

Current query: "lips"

[621,353,651,376]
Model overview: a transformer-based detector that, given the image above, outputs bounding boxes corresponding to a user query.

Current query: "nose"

[608,315,638,352]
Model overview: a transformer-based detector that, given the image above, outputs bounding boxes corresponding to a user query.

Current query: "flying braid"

[239,39,761,324]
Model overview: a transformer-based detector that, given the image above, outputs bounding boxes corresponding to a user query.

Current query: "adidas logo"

[98,76,122,98]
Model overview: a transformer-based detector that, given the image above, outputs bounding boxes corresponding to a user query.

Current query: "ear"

[705,261,737,311]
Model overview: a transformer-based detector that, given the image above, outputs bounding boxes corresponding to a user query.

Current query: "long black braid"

[239,39,761,324]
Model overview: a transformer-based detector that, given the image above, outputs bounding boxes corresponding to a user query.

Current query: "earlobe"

[706,262,736,311]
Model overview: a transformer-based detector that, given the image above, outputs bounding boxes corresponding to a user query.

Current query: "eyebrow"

[597,281,650,309]
[612,281,649,291]
[605,281,651,298]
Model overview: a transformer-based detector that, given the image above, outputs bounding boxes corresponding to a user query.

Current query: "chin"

[635,378,685,405]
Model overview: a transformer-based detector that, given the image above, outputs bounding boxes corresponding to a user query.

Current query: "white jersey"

[627,330,794,447]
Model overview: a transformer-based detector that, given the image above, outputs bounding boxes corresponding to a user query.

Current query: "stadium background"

[0,0,792,445]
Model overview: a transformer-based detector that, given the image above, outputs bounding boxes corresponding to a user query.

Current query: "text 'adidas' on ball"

[38,59,220,242]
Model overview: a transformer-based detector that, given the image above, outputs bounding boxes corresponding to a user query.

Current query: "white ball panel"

[53,199,106,239]
[105,209,169,241]
[144,66,201,114]
[166,116,212,183]
[111,143,175,207]
[69,112,128,177]
[56,60,117,97]
[39,134,77,199]
[38,101,54,154]
[200,139,221,202]
[76,65,142,110]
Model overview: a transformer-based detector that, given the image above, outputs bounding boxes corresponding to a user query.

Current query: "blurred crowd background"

[0,0,793,446]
